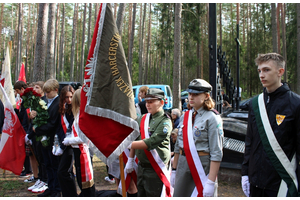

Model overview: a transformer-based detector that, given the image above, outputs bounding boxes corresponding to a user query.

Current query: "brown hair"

[255,53,285,70]
[59,85,75,115]
[43,79,59,93]
[14,81,27,90]
[34,81,45,89]
[72,89,81,117]
[203,93,215,111]
[139,86,149,94]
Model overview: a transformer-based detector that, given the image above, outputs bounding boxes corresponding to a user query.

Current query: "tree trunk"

[33,3,49,82]
[173,3,182,110]
[271,3,278,53]
[127,3,132,60]
[58,3,65,81]
[281,3,287,82]
[46,3,56,80]
[128,3,136,76]
[16,3,23,82]
[114,3,118,20]
[80,3,87,84]
[87,3,92,50]
[70,3,78,81]
[277,4,281,54]
[144,3,151,84]
[54,3,60,79]
[138,3,145,85]
[25,4,31,80]
[116,3,126,36]
[0,4,4,61]
[219,3,222,46]
[297,3,300,94]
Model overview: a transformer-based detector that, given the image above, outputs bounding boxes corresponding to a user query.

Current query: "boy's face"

[146,99,163,115]
[33,85,43,95]
[257,61,284,93]
[45,89,58,99]
[15,88,25,95]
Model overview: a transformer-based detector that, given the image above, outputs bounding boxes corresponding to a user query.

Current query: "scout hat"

[187,79,212,94]
[144,88,165,100]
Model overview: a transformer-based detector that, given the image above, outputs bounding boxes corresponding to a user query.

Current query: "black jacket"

[241,83,300,192]
[56,111,74,151]
[29,96,60,147]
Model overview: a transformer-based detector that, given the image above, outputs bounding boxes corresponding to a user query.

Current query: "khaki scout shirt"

[174,107,223,162]
[135,109,172,165]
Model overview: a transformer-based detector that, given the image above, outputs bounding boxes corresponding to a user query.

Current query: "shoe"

[28,179,41,191]
[104,176,115,184]
[19,171,32,178]
[24,175,38,183]
[37,188,51,197]
[32,181,48,193]
[51,192,61,197]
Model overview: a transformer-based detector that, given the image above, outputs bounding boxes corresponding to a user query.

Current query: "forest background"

[0,3,298,109]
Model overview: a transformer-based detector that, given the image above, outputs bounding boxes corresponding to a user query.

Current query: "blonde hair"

[72,89,81,117]
[203,93,215,111]
[43,79,59,93]
[255,53,285,70]
[139,86,149,94]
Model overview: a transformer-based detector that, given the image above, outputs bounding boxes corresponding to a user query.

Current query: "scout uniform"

[173,79,223,197]
[135,88,172,197]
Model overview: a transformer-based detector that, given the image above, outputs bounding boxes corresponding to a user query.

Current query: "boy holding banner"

[241,53,300,197]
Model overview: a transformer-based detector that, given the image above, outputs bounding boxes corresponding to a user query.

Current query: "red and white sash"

[140,113,172,197]
[182,110,208,197]
[61,115,69,134]
[118,148,138,193]
[72,121,94,189]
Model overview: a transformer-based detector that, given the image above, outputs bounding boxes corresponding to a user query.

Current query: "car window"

[166,86,172,97]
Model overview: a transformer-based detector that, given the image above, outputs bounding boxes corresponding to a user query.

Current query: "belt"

[139,162,153,168]
[179,148,209,157]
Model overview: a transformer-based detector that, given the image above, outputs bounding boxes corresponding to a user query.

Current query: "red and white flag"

[0,46,16,108]
[79,3,139,161]
[18,63,26,83]
[0,84,26,175]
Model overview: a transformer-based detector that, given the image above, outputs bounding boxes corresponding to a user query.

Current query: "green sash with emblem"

[252,93,299,197]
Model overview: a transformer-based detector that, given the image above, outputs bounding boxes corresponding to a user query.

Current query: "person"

[241,53,300,197]
[125,88,172,197]
[54,85,78,197]
[14,81,31,178]
[28,79,61,197]
[172,79,223,197]
[137,86,149,115]
[27,81,48,193]
[62,89,95,197]
[171,108,181,129]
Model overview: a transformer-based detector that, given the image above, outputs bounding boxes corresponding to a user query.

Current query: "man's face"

[146,99,163,115]
[33,85,43,95]
[15,88,24,95]
[45,89,58,99]
[257,61,284,92]
[171,112,176,120]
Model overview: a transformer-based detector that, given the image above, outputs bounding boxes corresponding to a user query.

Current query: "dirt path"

[0,156,245,197]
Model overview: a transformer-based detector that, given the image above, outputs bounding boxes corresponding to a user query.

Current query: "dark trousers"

[250,184,278,197]
[33,140,47,182]
[23,155,31,173]
[57,146,77,197]
[73,148,95,197]
[41,145,61,193]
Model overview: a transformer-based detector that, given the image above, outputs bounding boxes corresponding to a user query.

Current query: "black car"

[59,82,82,94]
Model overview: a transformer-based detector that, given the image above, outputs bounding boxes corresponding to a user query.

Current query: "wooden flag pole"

[119,153,126,197]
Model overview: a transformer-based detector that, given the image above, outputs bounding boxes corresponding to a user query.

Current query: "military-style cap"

[144,88,165,100]
[187,79,212,94]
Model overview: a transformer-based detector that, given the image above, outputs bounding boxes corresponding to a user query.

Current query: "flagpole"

[119,154,126,197]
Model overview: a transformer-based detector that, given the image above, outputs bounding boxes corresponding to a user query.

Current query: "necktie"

[192,111,197,126]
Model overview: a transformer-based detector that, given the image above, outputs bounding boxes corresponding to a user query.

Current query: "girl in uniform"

[172,79,223,197]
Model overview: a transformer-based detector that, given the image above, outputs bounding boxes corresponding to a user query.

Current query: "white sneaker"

[28,179,41,191]
[32,181,48,193]
[104,176,115,184]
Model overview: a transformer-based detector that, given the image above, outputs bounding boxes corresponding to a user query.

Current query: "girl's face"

[65,91,73,105]
[188,92,209,110]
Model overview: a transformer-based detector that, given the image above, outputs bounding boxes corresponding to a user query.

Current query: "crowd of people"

[5,52,300,197]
